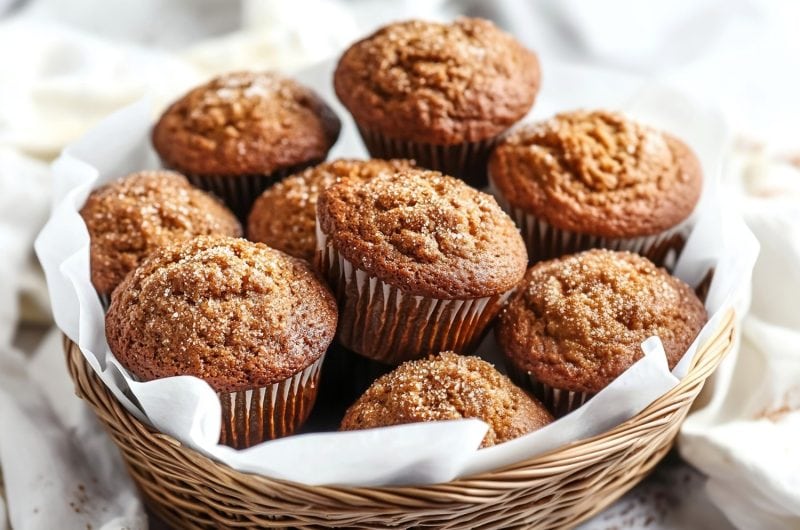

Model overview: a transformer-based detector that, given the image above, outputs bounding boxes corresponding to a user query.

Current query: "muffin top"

[80,170,241,296]
[152,71,341,177]
[489,110,703,237]
[317,169,527,299]
[496,249,707,394]
[105,236,337,393]
[340,352,553,447]
[334,17,540,144]
[247,158,414,261]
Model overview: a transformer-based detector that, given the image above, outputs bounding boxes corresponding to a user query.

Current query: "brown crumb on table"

[755,391,799,422]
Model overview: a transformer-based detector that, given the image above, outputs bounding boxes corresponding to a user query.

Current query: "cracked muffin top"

[153,71,341,177]
[496,249,707,394]
[316,168,527,299]
[340,352,553,447]
[489,110,703,237]
[247,158,414,261]
[80,170,241,296]
[105,236,337,393]
[334,17,540,144]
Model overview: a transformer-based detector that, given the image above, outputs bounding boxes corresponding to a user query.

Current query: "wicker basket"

[63,309,734,530]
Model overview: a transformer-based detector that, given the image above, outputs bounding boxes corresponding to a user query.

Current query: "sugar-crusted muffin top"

[317,169,528,299]
[247,158,414,261]
[80,170,241,296]
[340,352,553,447]
[105,236,337,393]
[489,110,702,237]
[334,17,540,144]
[152,71,341,176]
[496,249,707,394]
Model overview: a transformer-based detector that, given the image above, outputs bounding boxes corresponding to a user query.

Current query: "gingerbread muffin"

[152,71,341,218]
[496,249,707,416]
[489,110,702,266]
[341,352,553,447]
[80,170,241,306]
[316,168,527,364]
[247,158,413,261]
[105,236,337,448]
[334,17,540,187]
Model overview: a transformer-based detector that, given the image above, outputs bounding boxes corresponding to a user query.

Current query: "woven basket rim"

[63,308,735,495]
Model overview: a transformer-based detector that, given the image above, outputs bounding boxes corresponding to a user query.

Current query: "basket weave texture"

[64,309,734,530]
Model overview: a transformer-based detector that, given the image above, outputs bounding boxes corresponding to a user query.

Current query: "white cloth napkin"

[679,156,800,530]
[0,148,146,529]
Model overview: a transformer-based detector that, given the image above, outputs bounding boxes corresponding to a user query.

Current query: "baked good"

[105,235,337,447]
[488,110,703,266]
[316,168,527,363]
[334,17,539,187]
[341,352,553,447]
[247,158,413,261]
[152,71,341,218]
[495,249,707,415]
[79,170,241,305]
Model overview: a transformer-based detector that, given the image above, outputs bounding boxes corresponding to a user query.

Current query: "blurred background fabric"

[0,0,798,529]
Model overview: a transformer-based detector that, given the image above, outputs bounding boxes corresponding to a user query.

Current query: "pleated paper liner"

[505,363,592,417]
[316,223,510,365]
[356,125,498,189]
[176,158,324,221]
[489,176,691,269]
[218,353,325,449]
[98,292,111,311]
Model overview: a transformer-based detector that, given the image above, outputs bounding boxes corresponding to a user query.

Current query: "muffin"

[152,71,341,219]
[495,249,707,416]
[105,236,337,448]
[316,168,527,364]
[340,352,553,447]
[334,17,540,188]
[79,170,241,307]
[247,158,413,261]
[488,110,703,267]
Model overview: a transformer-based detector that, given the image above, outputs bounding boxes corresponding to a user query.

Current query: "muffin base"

[356,126,497,189]
[489,176,691,268]
[316,224,510,364]
[218,353,325,449]
[176,159,323,221]
[506,363,592,417]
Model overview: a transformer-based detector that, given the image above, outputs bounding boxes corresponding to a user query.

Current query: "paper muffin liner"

[217,353,325,449]
[98,291,111,311]
[356,126,498,189]
[161,158,323,221]
[505,363,593,418]
[488,175,691,269]
[316,223,510,364]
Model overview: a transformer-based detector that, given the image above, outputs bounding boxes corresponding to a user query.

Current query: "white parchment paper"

[35,59,759,487]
